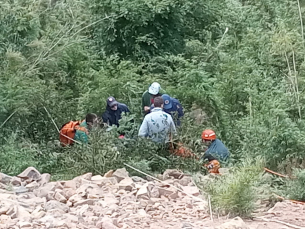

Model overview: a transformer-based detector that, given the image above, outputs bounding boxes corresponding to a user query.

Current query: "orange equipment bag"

[204,160,220,174]
[169,142,198,159]
[59,120,88,146]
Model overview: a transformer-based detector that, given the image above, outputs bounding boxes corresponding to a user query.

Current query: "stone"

[96,217,118,229]
[34,182,56,198]
[46,191,55,201]
[118,177,134,191]
[137,184,149,198]
[68,194,85,204]
[0,173,13,184]
[54,191,67,203]
[73,199,95,207]
[63,188,76,199]
[158,187,176,197]
[131,176,146,183]
[104,170,114,177]
[25,181,39,191]
[17,167,41,181]
[182,186,200,196]
[91,176,117,187]
[10,177,22,186]
[44,200,69,213]
[18,221,32,228]
[163,169,184,180]
[149,186,160,198]
[72,173,92,188]
[216,217,250,229]
[63,180,77,189]
[39,173,51,186]
[112,168,129,182]
[178,176,193,186]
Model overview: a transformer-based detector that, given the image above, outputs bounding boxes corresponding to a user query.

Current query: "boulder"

[178,176,193,186]
[54,191,67,203]
[112,168,129,182]
[10,177,22,186]
[62,188,76,199]
[104,170,114,177]
[73,199,95,207]
[25,181,39,191]
[118,177,134,191]
[158,187,176,197]
[76,183,100,197]
[34,182,56,198]
[0,173,13,184]
[96,217,118,229]
[216,217,250,229]
[63,180,77,189]
[72,173,92,188]
[39,173,51,186]
[163,169,184,180]
[136,184,149,199]
[91,176,117,187]
[17,167,41,181]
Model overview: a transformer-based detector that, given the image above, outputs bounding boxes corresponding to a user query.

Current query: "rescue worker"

[74,113,98,144]
[201,129,230,173]
[138,96,176,143]
[161,94,184,126]
[102,96,130,127]
[142,82,162,115]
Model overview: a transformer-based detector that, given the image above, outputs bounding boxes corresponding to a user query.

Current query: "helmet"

[201,129,216,140]
[148,82,161,95]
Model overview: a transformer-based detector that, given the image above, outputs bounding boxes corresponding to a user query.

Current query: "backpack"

[59,120,88,146]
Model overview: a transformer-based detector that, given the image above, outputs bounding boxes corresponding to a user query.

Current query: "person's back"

[102,97,130,126]
[139,97,176,143]
[162,95,184,126]
[206,139,230,161]
[74,113,98,144]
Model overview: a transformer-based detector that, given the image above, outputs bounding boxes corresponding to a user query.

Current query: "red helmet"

[201,129,216,140]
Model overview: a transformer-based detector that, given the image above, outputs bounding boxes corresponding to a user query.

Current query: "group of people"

[60,82,230,174]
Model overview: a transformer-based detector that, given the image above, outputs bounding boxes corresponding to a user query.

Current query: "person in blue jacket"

[150,94,184,126]
[102,96,130,127]
[201,129,230,162]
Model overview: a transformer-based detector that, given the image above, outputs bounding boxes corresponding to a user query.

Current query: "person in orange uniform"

[201,129,230,174]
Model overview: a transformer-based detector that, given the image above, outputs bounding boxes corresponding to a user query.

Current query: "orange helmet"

[201,129,216,140]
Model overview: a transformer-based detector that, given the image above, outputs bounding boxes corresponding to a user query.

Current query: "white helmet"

[148,82,161,95]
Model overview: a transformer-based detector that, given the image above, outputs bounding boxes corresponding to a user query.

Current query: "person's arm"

[138,117,149,137]
[177,103,184,118]
[101,111,108,123]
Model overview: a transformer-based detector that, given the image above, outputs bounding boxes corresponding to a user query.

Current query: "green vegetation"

[1,0,305,217]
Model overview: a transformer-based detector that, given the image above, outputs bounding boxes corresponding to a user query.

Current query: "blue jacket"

[204,139,230,161]
[102,103,130,126]
[150,98,184,126]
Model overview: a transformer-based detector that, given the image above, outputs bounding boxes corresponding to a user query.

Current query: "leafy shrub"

[284,169,305,201]
[201,158,264,217]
